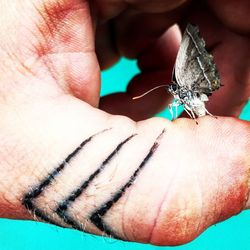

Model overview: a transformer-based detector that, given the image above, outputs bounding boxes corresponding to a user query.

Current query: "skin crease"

[0,0,249,247]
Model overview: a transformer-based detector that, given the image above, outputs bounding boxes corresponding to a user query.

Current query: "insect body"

[167,83,212,120]
[168,23,221,119]
[133,23,221,121]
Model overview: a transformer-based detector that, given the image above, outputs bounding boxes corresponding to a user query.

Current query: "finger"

[99,26,180,120]
[137,24,181,71]
[2,0,101,107]
[95,21,120,70]
[3,85,250,245]
[186,7,250,117]
[114,7,184,59]
[126,0,189,13]
[43,0,101,106]
[2,0,250,246]
[95,2,187,69]
[93,0,189,20]
[207,0,250,34]
[100,70,171,121]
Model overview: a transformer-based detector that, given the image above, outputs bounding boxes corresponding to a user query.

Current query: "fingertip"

[138,24,181,71]
[67,52,101,107]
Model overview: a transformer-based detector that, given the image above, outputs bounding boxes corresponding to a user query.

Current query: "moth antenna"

[132,84,169,100]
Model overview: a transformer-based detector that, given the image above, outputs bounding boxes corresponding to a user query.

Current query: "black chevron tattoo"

[89,129,166,239]
[22,128,166,241]
[22,129,110,224]
[55,134,136,230]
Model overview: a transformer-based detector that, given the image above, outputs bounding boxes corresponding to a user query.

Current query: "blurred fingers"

[186,7,250,117]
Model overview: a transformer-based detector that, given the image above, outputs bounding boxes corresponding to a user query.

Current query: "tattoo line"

[89,129,166,239]
[22,128,166,240]
[55,134,136,230]
[22,129,110,224]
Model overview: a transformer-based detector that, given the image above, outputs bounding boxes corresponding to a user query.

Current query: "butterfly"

[133,23,221,121]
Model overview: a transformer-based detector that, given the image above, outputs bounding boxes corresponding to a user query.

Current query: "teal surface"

[1,58,250,250]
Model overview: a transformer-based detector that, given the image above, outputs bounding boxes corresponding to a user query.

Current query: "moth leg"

[184,105,199,124]
[204,107,217,119]
[183,104,193,118]
[190,109,199,125]
[184,107,192,119]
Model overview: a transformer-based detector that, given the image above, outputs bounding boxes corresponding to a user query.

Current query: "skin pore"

[0,0,249,246]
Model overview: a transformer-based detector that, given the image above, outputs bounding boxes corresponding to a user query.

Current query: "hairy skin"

[0,0,249,247]
[0,94,249,245]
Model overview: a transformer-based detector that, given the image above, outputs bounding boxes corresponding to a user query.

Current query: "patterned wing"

[173,23,221,94]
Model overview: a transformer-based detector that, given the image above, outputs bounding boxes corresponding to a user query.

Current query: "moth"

[133,23,221,121]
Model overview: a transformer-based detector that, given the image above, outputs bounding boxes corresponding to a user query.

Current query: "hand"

[0,0,249,246]
[94,0,250,120]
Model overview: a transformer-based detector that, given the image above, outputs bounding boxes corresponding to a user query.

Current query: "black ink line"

[55,134,136,230]
[90,129,166,239]
[22,129,110,223]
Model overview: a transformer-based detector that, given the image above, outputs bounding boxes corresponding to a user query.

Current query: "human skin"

[0,0,249,246]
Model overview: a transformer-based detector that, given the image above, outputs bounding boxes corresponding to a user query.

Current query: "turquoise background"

[1,58,250,250]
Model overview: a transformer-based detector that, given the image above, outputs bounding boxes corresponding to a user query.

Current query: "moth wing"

[173,23,221,94]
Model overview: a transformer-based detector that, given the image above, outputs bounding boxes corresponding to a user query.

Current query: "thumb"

[0,0,100,106]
